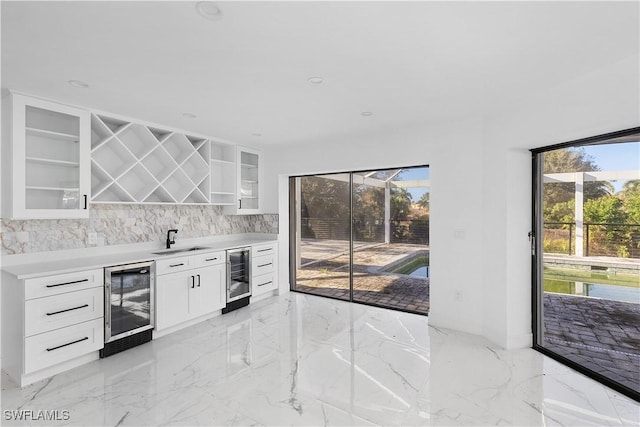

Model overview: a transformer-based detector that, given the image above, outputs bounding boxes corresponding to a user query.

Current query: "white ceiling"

[2,1,638,147]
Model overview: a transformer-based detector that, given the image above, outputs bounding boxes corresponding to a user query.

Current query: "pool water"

[409,266,429,278]
[390,255,429,278]
[544,279,640,304]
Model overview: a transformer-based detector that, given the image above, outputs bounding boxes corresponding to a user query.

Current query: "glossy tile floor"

[2,293,639,426]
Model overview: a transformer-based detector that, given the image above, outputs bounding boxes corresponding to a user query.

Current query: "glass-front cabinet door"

[9,93,90,219]
[236,146,261,214]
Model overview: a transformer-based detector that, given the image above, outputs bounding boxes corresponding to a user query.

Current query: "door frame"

[288,165,429,315]
[530,126,640,402]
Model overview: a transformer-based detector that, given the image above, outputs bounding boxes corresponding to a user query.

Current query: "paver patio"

[543,292,640,392]
[294,241,430,314]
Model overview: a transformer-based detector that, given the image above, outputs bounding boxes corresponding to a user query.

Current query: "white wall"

[264,53,639,349]
[480,53,640,348]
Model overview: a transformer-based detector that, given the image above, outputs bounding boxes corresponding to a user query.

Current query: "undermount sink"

[151,246,211,255]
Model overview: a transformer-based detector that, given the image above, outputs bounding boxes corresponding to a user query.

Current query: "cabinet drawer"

[25,287,104,337]
[155,256,192,275]
[24,318,103,374]
[253,255,275,276]
[252,243,276,258]
[252,273,277,297]
[25,269,103,300]
[190,251,225,267]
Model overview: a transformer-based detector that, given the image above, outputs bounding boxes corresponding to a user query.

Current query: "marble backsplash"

[1,204,278,255]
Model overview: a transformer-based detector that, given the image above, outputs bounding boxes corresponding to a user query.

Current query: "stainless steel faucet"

[166,229,178,249]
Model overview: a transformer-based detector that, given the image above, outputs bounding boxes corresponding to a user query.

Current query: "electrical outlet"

[454,290,463,301]
[454,229,465,239]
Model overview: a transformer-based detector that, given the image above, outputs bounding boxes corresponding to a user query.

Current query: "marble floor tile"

[2,293,638,426]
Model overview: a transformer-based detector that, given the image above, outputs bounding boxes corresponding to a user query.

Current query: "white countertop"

[1,234,278,279]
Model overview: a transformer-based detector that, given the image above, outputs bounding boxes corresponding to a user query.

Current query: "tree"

[417,192,429,209]
[543,148,612,210]
[390,187,412,220]
[620,180,640,224]
[584,196,626,224]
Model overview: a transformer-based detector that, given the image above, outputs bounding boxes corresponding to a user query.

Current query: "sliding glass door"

[532,128,640,401]
[290,166,430,314]
[291,173,351,301]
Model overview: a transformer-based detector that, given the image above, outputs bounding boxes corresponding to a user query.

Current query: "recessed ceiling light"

[182,113,197,119]
[307,77,324,85]
[67,80,89,88]
[361,111,373,117]
[252,133,262,137]
[196,1,223,20]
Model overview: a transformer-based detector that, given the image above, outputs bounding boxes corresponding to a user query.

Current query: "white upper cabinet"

[225,146,262,215]
[209,140,237,206]
[91,113,210,204]
[7,93,91,219]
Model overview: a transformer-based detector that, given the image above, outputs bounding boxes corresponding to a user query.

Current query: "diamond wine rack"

[90,114,237,205]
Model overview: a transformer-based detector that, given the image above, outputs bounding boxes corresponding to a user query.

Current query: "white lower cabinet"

[1,268,104,387]
[156,254,225,332]
[24,318,103,374]
[252,243,278,298]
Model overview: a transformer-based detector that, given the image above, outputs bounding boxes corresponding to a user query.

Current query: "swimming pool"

[544,279,640,304]
[385,253,429,278]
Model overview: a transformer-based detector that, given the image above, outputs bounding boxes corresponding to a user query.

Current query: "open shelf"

[92,138,137,179]
[88,112,262,207]
[91,114,113,149]
[143,185,175,203]
[162,133,192,165]
[91,161,113,196]
[117,124,158,159]
[210,192,236,206]
[211,142,236,163]
[93,182,134,203]
[118,164,158,201]
[95,115,130,135]
[141,146,176,183]
[181,152,209,186]
[183,187,209,204]
[162,168,192,203]
[147,126,172,142]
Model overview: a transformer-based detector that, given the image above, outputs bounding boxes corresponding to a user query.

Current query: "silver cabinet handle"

[197,274,201,287]
[258,281,273,287]
[190,275,195,288]
[205,257,218,262]
[170,263,184,268]
[258,262,273,268]
[257,248,271,253]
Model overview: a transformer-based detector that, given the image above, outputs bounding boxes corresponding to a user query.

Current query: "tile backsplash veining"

[1,204,278,255]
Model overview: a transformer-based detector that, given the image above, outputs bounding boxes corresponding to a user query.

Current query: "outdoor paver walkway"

[543,292,640,392]
[295,242,429,314]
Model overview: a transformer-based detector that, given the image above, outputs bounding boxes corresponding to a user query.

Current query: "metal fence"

[301,218,429,245]
[543,222,640,258]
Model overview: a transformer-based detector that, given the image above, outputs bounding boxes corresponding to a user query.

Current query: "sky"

[583,141,639,193]
[396,167,429,201]
[397,141,639,201]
